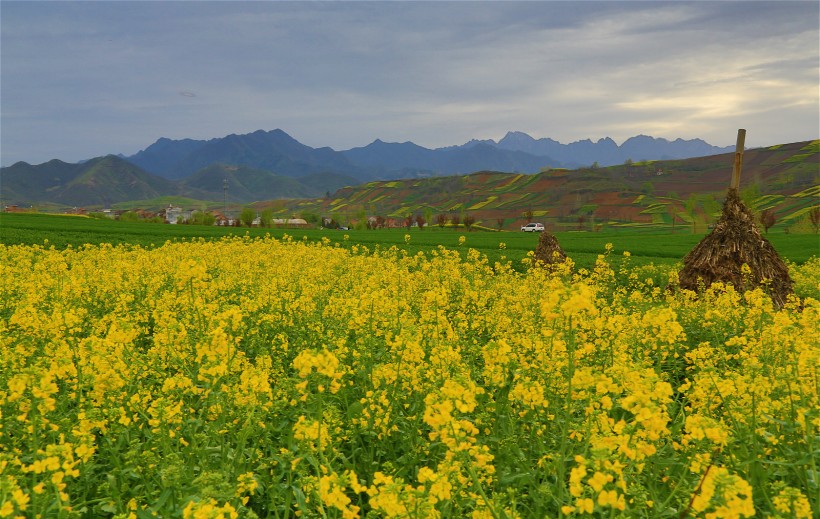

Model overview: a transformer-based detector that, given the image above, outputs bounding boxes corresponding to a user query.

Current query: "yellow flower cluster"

[292,347,345,395]
[0,236,817,517]
[182,498,238,519]
[689,466,755,519]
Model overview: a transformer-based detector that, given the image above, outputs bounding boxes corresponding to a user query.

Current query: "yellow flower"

[319,472,358,516]
[236,472,259,497]
[597,489,624,510]
[561,282,598,316]
[773,487,812,518]
[574,497,594,514]
[587,471,612,493]
[569,465,587,497]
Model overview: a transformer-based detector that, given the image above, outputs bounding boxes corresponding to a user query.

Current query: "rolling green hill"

[260,140,819,232]
[1,155,361,209]
[57,156,177,207]
[0,156,175,208]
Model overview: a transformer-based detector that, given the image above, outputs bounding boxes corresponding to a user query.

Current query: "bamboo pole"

[730,129,746,189]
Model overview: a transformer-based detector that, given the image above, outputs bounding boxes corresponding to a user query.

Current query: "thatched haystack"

[533,231,568,266]
[678,188,793,306]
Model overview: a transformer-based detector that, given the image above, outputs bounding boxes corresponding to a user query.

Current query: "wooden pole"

[730,129,746,190]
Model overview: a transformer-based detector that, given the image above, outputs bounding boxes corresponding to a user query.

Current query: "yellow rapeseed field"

[1,235,818,518]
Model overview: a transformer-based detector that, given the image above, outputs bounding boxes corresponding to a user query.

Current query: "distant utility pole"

[223,178,228,224]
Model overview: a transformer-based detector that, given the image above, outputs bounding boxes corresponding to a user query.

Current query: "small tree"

[355,208,368,231]
[415,214,426,230]
[450,214,461,228]
[424,208,434,229]
[463,215,475,231]
[240,207,256,227]
[760,208,776,234]
[436,213,448,228]
[404,214,414,229]
[523,209,533,223]
[260,208,274,228]
[191,211,216,226]
[119,211,141,222]
[701,194,721,228]
[684,194,700,233]
[496,218,505,231]
[302,212,320,225]
[667,204,678,233]
[741,182,763,221]
[810,206,820,234]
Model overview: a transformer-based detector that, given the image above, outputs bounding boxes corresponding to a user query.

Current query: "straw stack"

[677,187,793,307]
[533,231,568,266]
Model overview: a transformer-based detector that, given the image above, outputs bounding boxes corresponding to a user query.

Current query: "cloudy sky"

[2,1,818,166]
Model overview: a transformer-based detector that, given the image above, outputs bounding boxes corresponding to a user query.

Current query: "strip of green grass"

[2,213,816,271]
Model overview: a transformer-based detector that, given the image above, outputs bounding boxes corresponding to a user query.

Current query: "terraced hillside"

[258,140,819,232]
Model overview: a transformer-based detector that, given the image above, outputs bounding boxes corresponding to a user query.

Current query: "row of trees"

[235,205,820,234]
[360,213,479,231]
[239,207,271,228]
[107,201,819,234]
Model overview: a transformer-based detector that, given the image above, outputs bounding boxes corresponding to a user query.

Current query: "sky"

[1,1,818,166]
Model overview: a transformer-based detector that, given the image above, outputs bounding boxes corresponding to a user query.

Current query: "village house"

[272,218,309,228]
[163,205,192,224]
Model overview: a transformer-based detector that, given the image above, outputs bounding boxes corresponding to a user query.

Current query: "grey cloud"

[1,1,817,166]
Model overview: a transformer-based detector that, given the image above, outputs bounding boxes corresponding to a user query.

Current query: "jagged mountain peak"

[126,128,363,181]
[623,134,663,144]
[501,130,536,141]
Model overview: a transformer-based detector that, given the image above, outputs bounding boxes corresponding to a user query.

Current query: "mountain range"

[2,129,739,207]
[456,131,735,168]
[125,129,733,181]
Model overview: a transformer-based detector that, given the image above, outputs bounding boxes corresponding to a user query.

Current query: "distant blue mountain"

[452,131,734,168]
[340,139,560,176]
[127,137,208,179]
[127,129,363,181]
[123,129,733,181]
